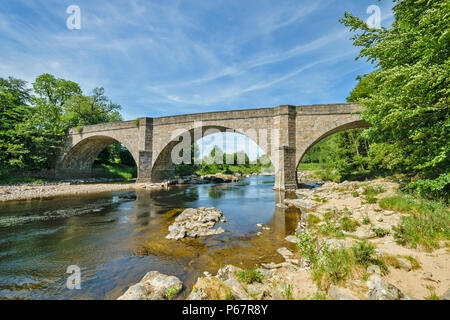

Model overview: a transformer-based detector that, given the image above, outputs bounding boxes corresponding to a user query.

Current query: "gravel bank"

[0,181,164,202]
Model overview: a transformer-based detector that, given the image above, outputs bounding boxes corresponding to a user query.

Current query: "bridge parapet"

[67,120,139,135]
[295,103,362,115]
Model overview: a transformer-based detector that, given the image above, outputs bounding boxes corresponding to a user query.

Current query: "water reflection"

[0,176,302,300]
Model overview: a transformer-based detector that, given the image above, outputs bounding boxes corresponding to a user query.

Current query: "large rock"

[327,284,357,300]
[117,271,183,300]
[277,247,294,260]
[202,173,239,183]
[441,288,450,300]
[223,278,253,300]
[247,283,271,300]
[166,207,225,240]
[187,288,207,300]
[285,235,298,244]
[217,265,242,281]
[395,257,412,271]
[284,198,319,210]
[355,225,376,239]
[366,272,413,300]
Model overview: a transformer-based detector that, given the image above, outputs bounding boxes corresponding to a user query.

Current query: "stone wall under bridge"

[55,103,369,190]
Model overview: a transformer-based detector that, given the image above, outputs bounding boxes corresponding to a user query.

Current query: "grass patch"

[340,216,360,232]
[425,286,440,300]
[101,164,137,180]
[280,283,293,300]
[313,197,328,203]
[403,255,421,270]
[319,222,345,238]
[362,185,385,197]
[380,194,450,250]
[225,290,234,300]
[297,162,322,170]
[383,255,421,270]
[0,176,47,184]
[362,214,371,225]
[373,227,390,238]
[236,269,265,284]
[307,214,321,226]
[351,240,386,271]
[311,292,327,300]
[364,195,377,204]
[296,232,386,289]
[166,287,179,299]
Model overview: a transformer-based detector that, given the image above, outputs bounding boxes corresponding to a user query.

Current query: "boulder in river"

[117,271,182,300]
[166,207,225,240]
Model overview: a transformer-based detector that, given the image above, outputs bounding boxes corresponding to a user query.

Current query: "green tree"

[340,0,450,199]
[63,87,122,127]
[0,77,31,168]
[0,73,126,172]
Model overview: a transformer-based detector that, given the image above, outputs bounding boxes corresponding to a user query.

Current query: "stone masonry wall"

[57,103,367,189]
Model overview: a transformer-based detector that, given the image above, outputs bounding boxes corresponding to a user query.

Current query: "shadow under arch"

[60,135,138,170]
[295,120,370,183]
[151,125,274,182]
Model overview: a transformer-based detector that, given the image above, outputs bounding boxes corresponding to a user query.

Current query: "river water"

[0,175,301,300]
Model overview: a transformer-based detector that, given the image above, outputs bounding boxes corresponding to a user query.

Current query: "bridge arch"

[59,135,138,170]
[151,125,275,181]
[295,119,370,181]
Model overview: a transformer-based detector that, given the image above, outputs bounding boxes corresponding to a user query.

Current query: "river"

[0,175,301,300]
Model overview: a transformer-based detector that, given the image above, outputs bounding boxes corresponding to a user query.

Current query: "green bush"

[362,185,385,197]
[373,228,390,238]
[340,216,360,232]
[236,269,265,284]
[352,240,386,271]
[312,244,353,287]
[306,214,321,226]
[296,231,319,265]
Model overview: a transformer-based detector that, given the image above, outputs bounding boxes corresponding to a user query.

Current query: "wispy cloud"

[0,0,393,119]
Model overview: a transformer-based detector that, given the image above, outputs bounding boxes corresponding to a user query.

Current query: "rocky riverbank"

[0,173,242,202]
[183,178,450,300]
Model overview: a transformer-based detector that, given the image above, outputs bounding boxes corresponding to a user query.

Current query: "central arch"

[151,125,275,182]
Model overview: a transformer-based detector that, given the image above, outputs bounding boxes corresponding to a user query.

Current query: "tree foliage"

[340,0,449,199]
[0,73,125,172]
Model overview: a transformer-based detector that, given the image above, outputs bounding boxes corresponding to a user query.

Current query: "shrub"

[236,269,264,284]
[340,216,360,232]
[362,185,385,197]
[365,195,377,204]
[281,283,293,300]
[296,231,319,265]
[352,240,386,272]
[319,222,344,238]
[362,215,371,225]
[312,244,353,288]
[373,227,390,238]
[307,214,321,226]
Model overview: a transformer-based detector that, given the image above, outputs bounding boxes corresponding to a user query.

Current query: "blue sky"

[0,0,394,158]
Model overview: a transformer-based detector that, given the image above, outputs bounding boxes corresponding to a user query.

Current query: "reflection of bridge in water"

[268,190,302,236]
[135,186,302,237]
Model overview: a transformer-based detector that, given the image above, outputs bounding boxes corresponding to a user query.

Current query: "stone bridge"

[55,103,369,190]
